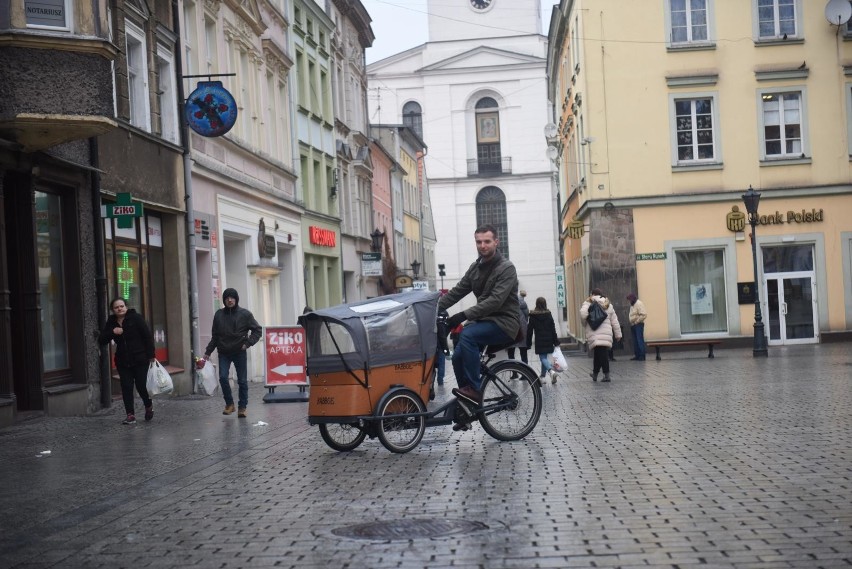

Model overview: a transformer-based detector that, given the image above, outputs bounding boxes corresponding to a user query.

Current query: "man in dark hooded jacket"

[203,288,262,417]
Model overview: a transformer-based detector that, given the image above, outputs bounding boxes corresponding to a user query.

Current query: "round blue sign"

[185,81,238,137]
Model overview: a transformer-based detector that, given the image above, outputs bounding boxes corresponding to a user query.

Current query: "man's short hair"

[474,224,499,240]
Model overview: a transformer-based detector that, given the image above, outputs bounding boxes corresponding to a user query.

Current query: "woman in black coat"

[526,297,560,383]
[98,298,156,424]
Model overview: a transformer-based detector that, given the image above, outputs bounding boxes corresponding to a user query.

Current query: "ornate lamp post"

[369,228,385,253]
[410,260,421,279]
[742,185,768,357]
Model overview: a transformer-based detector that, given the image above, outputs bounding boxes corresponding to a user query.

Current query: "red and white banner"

[264,326,307,387]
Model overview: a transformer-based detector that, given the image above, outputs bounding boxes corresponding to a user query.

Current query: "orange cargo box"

[308,357,437,418]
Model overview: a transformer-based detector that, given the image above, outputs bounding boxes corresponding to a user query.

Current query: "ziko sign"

[264,326,307,387]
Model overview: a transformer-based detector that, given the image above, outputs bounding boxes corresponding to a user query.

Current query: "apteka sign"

[264,326,307,387]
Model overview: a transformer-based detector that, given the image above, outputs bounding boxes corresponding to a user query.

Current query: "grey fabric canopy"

[298,291,440,375]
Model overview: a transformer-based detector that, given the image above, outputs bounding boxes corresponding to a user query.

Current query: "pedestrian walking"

[580,288,622,382]
[98,297,156,425]
[202,288,262,418]
[627,292,647,361]
[526,297,560,384]
[506,290,529,365]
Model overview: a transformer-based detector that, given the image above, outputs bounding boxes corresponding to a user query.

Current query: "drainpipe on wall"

[90,137,111,408]
[173,0,201,380]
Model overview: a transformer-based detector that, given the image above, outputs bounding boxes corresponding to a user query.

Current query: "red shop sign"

[309,226,336,247]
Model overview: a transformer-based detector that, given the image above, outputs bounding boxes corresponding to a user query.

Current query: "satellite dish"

[543,123,558,138]
[546,145,559,160]
[825,0,852,25]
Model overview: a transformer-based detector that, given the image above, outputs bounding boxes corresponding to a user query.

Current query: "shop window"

[25,0,71,31]
[104,210,169,362]
[762,244,813,273]
[35,191,69,371]
[675,249,728,334]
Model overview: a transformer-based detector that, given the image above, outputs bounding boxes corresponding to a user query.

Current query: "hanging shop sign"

[257,218,276,258]
[395,275,413,289]
[185,81,238,137]
[361,252,382,277]
[567,218,585,240]
[102,192,144,229]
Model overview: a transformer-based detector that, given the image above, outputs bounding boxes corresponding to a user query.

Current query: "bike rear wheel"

[478,360,542,441]
[319,423,367,452]
[376,389,426,454]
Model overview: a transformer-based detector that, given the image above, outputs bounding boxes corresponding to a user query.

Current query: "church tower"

[427,0,542,43]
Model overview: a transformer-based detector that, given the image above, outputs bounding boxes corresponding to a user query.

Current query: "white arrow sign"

[271,363,304,377]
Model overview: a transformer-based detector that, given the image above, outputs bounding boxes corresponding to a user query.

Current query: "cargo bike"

[298,291,542,453]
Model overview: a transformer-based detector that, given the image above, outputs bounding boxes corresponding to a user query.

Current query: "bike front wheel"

[479,360,542,441]
[376,389,426,454]
[319,423,367,452]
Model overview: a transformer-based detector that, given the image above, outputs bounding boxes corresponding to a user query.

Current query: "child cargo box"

[298,291,440,420]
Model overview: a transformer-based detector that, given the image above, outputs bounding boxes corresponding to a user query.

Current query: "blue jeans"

[538,353,552,376]
[632,323,646,359]
[451,321,512,391]
[218,351,248,409]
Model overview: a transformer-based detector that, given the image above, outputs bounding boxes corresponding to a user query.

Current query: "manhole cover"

[332,518,488,541]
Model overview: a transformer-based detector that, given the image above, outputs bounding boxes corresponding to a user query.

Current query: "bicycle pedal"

[456,399,475,416]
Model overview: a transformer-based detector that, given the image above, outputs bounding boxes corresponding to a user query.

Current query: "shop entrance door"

[765,272,817,345]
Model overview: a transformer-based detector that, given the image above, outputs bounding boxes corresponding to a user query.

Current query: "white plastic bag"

[147,360,174,395]
[550,346,568,371]
[197,361,217,396]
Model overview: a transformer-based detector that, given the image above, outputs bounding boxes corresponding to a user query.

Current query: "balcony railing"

[467,156,512,176]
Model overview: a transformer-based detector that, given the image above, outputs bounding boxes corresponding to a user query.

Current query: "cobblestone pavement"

[0,344,850,568]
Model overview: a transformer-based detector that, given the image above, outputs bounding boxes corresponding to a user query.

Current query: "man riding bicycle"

[439,224,520,405]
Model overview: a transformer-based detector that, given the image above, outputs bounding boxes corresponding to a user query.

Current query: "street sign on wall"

[264,326,307,387]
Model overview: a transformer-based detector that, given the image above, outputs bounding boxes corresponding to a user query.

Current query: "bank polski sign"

[555,265,566,308]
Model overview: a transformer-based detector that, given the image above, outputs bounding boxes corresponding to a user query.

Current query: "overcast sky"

[361,0,559,64]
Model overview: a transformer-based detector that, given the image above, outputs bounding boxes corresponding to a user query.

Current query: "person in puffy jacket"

[580,288,622,383]
[203,288,262,417]
[98,298,156,425]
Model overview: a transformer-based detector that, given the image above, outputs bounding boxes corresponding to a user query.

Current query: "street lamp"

[437,263,446,290]
[369,228,385,253]
[742,185,768,357]
[410,259,421,279]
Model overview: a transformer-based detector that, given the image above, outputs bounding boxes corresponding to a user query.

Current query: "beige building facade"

[548,0,852,349]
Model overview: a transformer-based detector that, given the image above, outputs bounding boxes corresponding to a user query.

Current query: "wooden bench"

[646,339,722,360]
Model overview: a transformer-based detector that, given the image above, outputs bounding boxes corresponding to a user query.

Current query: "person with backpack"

[580,288,622,382]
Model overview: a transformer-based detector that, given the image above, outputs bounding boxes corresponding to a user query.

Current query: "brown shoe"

[223,404,236,415]
[452,386,482,405]
[237,408,247,418]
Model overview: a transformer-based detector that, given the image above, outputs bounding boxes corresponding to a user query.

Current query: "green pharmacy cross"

[117,251,135,299]
[105,192,144,229]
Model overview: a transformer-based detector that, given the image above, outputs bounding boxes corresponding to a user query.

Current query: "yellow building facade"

[548,0,852,348]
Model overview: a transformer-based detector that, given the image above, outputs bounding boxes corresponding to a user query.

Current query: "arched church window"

[476,186,509,259]
[475,97,501,174]
[402,101,423,139]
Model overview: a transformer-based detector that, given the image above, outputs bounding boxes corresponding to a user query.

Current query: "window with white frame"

[182,0,197,75]
[667,0,711,45]
[126,21,151,131]
[156,46,179,144]
[204,15,218,74]
[755,0,799,40]
[675,249,728,334]
[846,83,852,156]
[669,93,718,165]
[26,0,71,30]
[759,89,805,159]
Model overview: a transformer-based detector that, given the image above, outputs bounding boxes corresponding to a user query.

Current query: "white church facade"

[366,0,563,329]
